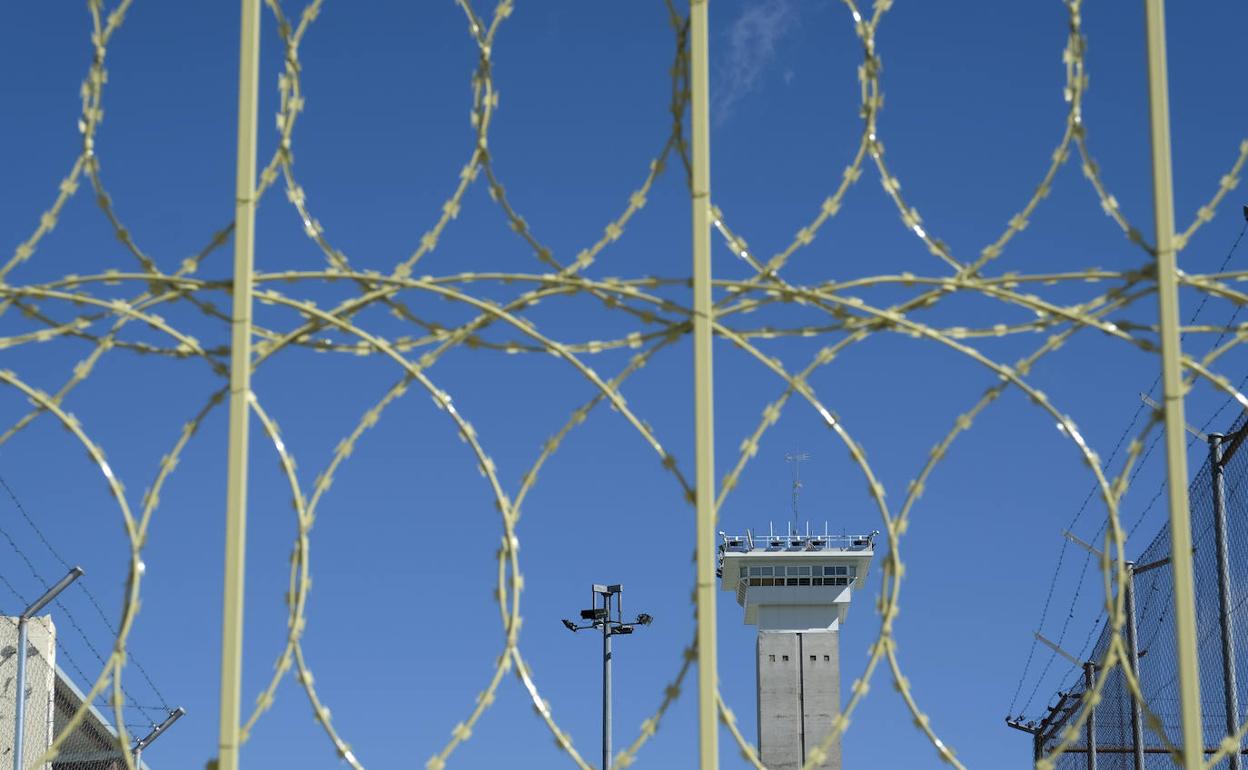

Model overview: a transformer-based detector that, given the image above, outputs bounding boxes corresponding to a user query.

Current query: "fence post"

[1085,662,1098,770]
[1211,433,1243,770]
[1143,1,1203,767]
[218,1,261,769]
[12,618,29,770]
[1126,564,1146,770]
[689,1,718,770]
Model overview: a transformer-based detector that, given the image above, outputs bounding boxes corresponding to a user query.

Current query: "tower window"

[782,655,789,662]
[769,654,776,662]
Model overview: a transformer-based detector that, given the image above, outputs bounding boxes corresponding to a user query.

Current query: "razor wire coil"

[1,0,1246,769]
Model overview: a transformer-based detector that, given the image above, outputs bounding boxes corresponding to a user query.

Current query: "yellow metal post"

[690,1,718,769]
[219,1,261,769]
[1143,2,1201,767]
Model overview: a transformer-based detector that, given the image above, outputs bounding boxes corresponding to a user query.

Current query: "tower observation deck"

[718,526,877,770]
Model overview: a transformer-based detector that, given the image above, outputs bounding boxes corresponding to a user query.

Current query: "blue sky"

[2,1,1247,769]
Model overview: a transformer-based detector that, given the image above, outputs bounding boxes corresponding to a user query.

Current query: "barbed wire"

[1012,216,1248,719]
[1,0,1246,769]
[0,472,172,717]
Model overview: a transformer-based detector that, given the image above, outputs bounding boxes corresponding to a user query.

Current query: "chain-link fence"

[1035,411,1248,768]
[2,616,56,770]
[1,614,149,770]
[49,673,140,770]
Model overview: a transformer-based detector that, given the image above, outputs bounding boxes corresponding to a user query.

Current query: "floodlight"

[561,582,651,770]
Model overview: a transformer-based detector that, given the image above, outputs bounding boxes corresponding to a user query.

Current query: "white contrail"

[713,0,797,124]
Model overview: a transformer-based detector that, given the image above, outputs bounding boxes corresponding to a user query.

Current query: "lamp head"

[561,619,577,632]
[635,613,653,626]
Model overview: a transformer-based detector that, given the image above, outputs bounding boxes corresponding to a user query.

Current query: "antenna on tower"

[785,449,811,528]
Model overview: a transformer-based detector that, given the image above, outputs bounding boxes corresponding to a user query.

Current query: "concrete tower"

[719,527,875,770]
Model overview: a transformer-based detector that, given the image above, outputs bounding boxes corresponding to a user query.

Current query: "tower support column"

[757,630,840,770]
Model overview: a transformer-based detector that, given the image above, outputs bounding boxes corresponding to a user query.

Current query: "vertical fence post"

[12,568,83,770]
[689,1,718,769]
[1143,1,1202,767]
[1126,564,1146,770]
[218,1,261,769]
[1084,663,1098,770]
[1211,433,1243,770]
[12,618,28,770]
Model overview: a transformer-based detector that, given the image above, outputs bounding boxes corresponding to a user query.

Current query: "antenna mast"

[785,449,811,528]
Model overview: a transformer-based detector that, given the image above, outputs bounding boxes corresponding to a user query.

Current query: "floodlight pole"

[132,707,186,767]
[12,566,83,770]
[602,608,612,770]
[561,585,652,770]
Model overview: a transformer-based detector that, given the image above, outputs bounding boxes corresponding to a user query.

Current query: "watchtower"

[719,526,876,770]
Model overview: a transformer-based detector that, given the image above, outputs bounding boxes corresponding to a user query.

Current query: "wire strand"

[0,471,172,720]
[1012,217,1248,717]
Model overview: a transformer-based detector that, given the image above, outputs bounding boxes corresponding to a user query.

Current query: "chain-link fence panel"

[1037,410,1248,768]
[2,614,149,770]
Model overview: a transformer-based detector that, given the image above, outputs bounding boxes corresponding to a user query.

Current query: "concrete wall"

[1,616,57,770]
[758,632,802,769]
[757,630,839,770]
[755,604,843,632]
[800,631,840,769]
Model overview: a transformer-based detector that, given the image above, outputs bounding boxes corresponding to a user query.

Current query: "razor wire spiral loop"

[2,0,1247,768]
[703,0,1245,766]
